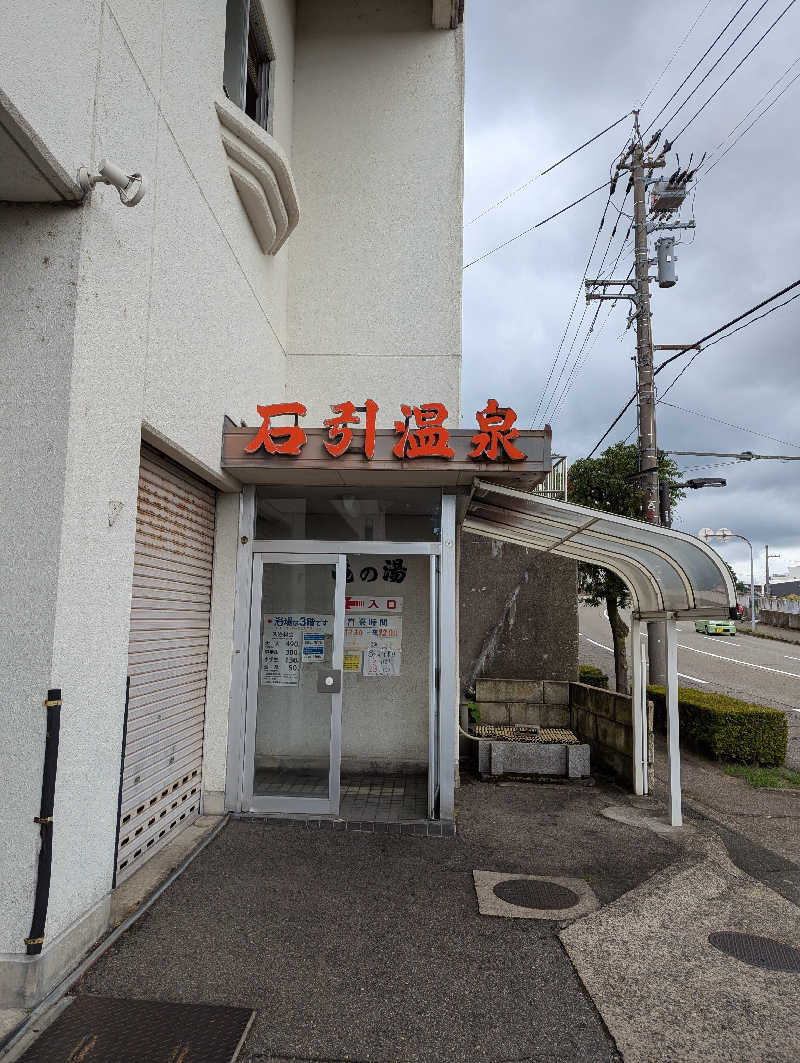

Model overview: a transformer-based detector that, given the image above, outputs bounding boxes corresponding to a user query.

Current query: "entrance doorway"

[243,546,439,820]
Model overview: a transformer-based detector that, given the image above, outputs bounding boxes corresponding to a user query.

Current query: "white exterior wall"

[288,0,464,426]
[0,0,463,1006]
[0,0,296,980]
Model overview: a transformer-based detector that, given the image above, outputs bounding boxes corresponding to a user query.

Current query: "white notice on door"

[260,627,300,686]
[364,646,401,677]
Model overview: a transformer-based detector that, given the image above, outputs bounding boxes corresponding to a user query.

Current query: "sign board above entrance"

[222,401,552,488]
[243,399,526,462]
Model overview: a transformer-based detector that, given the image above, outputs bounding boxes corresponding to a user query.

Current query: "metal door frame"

[227,487,451,820]
[243,552,346,815]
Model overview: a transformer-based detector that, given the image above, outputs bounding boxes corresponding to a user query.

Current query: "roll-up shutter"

[115,444,216,883]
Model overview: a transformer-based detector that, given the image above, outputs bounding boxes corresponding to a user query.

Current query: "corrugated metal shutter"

[115,444,216,883]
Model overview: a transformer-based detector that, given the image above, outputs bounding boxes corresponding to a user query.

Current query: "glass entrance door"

[244,553,345,814]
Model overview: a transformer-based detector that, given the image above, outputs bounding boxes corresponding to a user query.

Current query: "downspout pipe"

[25,687,62,956]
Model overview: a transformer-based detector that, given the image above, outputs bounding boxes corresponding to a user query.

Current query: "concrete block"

[476,701,511,725]
[490,741,567,776]
[541,704,570,728]
[508,702,541,727]
[567,744,591,778]
[543,680,569,706]
[475,678,542,703]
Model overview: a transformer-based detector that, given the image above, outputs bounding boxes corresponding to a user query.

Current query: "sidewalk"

[68,779,679,1063]
[8,763,799,1062]
[737,620,800,644]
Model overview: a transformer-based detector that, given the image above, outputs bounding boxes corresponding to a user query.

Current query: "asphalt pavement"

[72,780,687,1063]
[579,606,800,770]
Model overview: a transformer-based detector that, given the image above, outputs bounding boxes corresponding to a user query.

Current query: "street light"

[698,527,755,632]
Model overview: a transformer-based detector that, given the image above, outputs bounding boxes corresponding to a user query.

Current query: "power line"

[547,247,634,423]
[640,0,715,109]
[658,400,800,449]
[530,128,636,427]
[463,180,611,270]
[464,112,632,227]
[587,277,800,456]
[670,0,798,144]
[538,215,632,424]
[530,194,617,426]
[697,65,800,180]
[643,0,752,133]
[700,52,800,168]
[650,276,798,376]
[655,0,770,136]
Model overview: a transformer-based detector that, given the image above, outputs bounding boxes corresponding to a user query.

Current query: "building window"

[223,0,273,132]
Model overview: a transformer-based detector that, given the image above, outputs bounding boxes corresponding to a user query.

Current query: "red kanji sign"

[393,403,455,460]
[242,398,529,463]
[470,399,526,461]
[245,403,307,455]
[323,399,378,458]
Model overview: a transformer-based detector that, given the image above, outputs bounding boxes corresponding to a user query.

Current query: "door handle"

[317,668,342,694]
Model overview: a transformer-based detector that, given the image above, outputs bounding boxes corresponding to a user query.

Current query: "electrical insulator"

[656,236,677,288]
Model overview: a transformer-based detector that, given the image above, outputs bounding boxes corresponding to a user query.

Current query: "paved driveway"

[75,779,678,1062]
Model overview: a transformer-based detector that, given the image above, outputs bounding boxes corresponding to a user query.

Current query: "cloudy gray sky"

[461,0,800,585]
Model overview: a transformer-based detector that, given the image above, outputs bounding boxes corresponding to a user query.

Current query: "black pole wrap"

[111,676,131,889]
[26,687,61,956]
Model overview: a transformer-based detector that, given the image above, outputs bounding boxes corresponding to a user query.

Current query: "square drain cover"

[16,996,255,1063]
[473,871,599,920]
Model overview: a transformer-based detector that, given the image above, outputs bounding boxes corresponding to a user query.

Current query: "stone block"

[573,708,597,740]
[508,702,541,727]
[543,680,569,706]
[567,743,591,778]
[476,701,511,725]
[596,716,619,751]
[541,704,570,728]
[476,678,542,703]
[477,741,491,774]
[490,741,567,776]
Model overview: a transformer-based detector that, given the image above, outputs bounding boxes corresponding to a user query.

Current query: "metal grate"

[492,878,580,910]
[16,996,255,1062]
[473,724,579,744]
[708,932,800,973]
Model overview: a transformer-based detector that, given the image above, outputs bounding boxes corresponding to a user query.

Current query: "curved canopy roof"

[464,480,736,620]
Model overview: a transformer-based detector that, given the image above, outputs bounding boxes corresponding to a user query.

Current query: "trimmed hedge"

[647,685,787,766]
[579,664,609,690]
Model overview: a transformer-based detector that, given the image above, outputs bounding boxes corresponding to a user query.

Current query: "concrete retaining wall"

[759,609,800,631]
[459,535,578,697]
[569,682,636,786]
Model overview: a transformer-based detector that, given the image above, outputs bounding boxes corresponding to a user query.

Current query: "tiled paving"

[252,769,431,829]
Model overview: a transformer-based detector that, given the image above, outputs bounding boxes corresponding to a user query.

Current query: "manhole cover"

[708,932,800,972]
[17,996,255,1062]
[492,878,580,910]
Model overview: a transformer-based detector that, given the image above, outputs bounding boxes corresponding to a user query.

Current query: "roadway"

[579,605,800,771]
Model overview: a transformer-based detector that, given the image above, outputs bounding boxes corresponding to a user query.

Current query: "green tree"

[723,561,746,595]
[568,442,684,693]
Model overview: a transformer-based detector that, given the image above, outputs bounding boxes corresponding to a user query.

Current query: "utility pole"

[765,545,780,597]
[631,111,660,525]
[586,115,697,687]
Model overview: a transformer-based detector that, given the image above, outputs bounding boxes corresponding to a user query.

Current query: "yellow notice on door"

[343,652,362,674]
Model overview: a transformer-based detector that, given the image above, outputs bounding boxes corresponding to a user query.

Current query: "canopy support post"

[665,617,682,826]
[630,616,644,796]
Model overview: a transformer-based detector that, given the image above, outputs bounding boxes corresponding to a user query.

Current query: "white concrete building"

[2,0,734,1023]
[0,0,484,1010]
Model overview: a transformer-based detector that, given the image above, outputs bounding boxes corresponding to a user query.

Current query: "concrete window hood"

[215,95,299,255]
